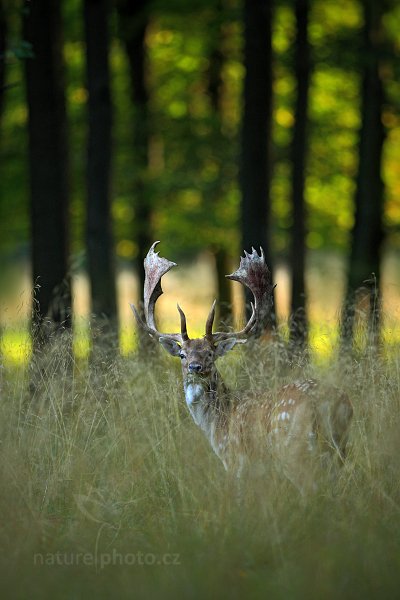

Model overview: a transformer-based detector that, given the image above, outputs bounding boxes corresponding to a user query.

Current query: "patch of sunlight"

[276,320,338,363]
[382,323,400,360]
[73,319,90,360]
[73,332,90,360]
[309,323,338,364]
[1,329,31,365]
[120,327,137,356]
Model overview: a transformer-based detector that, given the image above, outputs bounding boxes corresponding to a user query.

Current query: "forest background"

[0,0,399,361]
[2,3,400,597]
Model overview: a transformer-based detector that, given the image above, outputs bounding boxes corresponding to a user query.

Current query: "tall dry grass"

[0,327,400,599]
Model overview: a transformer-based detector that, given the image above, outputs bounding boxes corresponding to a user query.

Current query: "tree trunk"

[0,0,6,126]
[116,0,151,296]
[214,248,232,326]
[207,1,232,324]
[0,0,4,359]
[341,0,385,351]
[23,0,71,347]
[289,0,310,351]
[240,0,275,330]
[116,0,154,351]
[84,0,117,338]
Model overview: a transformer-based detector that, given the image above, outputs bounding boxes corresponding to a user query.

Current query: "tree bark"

[207,1,232,323]
[0,0,6,126]
[84,0,117,332]
[116,0,151,297]
[116,0,154,351]
[23,0,71,346]
[214,248,232,325]
[0,0,4,359]
[341,0,385,351]
[289,0,310,351]
[240,0,275,330]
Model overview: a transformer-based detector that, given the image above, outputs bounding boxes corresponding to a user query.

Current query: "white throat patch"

[184,382,211,431]
[185,382,204,406]
[183,380,225,464]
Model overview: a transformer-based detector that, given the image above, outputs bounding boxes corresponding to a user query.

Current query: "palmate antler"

[130,241,188,343]
[207,247,274,341]
[131,242,274,344]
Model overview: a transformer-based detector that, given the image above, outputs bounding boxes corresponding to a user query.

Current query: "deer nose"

[189,362,202,373]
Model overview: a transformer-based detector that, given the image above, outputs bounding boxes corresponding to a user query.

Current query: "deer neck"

[183,368,230,436]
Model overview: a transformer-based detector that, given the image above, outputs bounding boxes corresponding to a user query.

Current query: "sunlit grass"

[120,326,137,356]
[0,327,31,365]
[73,317,91,360]
[2,318,400,367]
[0,322,339,365]
[1,327,400,598]
[309,322,338,363]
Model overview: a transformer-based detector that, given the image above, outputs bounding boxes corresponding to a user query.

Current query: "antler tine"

[177,304,189,341]
[212,247,273,341]
[131,241,184,342]
[205,299,216,338]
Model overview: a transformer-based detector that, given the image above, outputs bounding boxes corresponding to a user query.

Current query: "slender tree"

[240,0,275,330]
[341,0,386,351]
[84,0,117,339]
[23,0,71,346]
[116,0,151,296]
[0,0,6,125]
[0,1,4,361]
[207,1,232,323]
[289,0,311,351]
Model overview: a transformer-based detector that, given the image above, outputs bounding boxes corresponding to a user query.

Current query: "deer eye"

[179,352,186,360]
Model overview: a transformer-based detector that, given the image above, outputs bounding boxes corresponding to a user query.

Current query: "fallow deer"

[131,242,352,488]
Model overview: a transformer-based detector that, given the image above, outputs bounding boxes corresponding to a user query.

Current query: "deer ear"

[214,337,246,358]
[159,337,182,356]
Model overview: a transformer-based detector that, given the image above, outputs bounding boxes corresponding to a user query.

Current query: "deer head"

[130,242,274,380]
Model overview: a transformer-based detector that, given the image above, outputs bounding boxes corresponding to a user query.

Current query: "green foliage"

[1,0,400,268]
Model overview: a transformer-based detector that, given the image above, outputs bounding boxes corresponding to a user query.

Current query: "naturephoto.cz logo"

[33,492,180,570]
[33,550,181,570]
